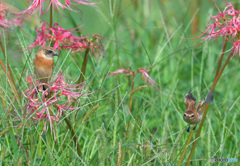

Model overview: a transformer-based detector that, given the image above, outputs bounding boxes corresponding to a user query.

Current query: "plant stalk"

[0,39,16,88]
[129,73,136,114]
[0,88,6,108]
[0,38,19,101]
[0,57,19,101]
[177,130,195,165]
[214,37,228,78]
[190,0,200,36]
[186,50,233,165]
[125,73,136,137]
[62,112,82,157]
[50,3,53,28]
[177,38,228,165]
[78,47,90,84]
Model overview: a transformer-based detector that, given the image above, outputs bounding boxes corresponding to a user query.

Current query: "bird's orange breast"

[34,56,54,69]
[34,56,54,84]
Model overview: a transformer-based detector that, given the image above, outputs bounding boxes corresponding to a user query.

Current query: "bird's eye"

[47,50,53,54]
[191,115,194,117]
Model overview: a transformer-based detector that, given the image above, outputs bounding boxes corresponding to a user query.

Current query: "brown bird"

[183,89,214,132]
[33,46,59,90]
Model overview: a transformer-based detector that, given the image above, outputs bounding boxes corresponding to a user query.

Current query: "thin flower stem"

[211,50,232,90]
[190,1,200,36]
[50,3,53,28]
[186,50,233,166]
[214,37,228,79]
[62,112,82,157]
[129,73,136,114]
[75,46,91,128]
[177,130,195,165]
[125,73,136,137]
[185,104,209,165]
[0,88,6,108]
[78,47,90,84]
[49,3,53,46]
[0,39,17,90]
[0,57,19,101]
[78,36,100,84]
[177,38,228,165]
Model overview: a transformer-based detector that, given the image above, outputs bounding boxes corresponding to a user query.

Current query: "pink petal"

[108,69,130,76]
[138,69,159,90]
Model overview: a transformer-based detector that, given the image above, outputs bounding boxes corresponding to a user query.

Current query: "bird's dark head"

[37,46,59,59]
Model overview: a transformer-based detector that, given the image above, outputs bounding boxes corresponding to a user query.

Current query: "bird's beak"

[54,53,60,57]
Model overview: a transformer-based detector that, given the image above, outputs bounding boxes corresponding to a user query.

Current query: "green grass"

[0,0,240,165]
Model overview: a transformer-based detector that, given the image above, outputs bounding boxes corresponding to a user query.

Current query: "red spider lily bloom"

[87,34,106,59]
[66,0,96,6]
[68,40,88,52]
[50,23,73,50]
[29,22,86,51]
[14,0,47,15]
[195,2,240,56]
[232,40,240,55]
[65,0,96,11]
[20,71,90,136]
[0,5,22,31]
[138,69,159,90]
[69,34,106,59]
[29,22,50,49]
[108,69,130,76]
[14,0,96,15]
[109,67,159,89]
[29,22,105,57]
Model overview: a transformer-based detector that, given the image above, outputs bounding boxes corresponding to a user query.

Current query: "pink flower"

[68,40,88,52]
[108,69,130,76]
[0,4,22,31]
[65,0,96,10]
[18,71,90,136]
[29,22,50,49]
[29,22,87,51]
[68,34,106,59]
[13,0,46,15]
[29,22,105,57]
[109,67,159,90]
[138,69,159,90]
[195,2,240,57]
[66,0,96,6]
[50,23,73,50]
[14,0,97,15]
[231,40,240,55]
[87,34,106,59]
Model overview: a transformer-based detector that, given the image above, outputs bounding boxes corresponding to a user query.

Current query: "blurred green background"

[0,0,240,165]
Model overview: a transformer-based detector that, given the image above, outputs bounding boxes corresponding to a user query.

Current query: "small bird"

[183,89,214,132]
[33,46,59,90]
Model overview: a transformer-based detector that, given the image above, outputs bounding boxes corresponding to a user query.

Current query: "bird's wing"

[196,90,214,111]
[184,89,196,109]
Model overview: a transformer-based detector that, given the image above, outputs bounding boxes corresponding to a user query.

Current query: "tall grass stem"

[177,38,229,165]
[78,47,90,84]
[186,49,233,165]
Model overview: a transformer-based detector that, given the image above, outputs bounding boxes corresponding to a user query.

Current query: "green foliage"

[0,0,239,165]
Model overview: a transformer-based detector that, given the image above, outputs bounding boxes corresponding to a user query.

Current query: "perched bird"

[183,89,214,132]
[33,46,59,90]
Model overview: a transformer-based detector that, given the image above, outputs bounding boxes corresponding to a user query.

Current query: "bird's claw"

[193,124,197,130]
